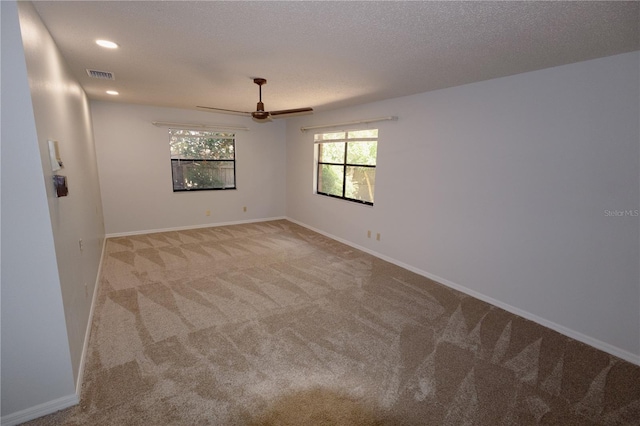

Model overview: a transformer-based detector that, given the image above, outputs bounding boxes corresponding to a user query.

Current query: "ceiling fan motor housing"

[252,110,270,120]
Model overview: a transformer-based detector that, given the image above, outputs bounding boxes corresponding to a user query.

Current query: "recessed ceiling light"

[106,90,119,95]
[96,39,118,49]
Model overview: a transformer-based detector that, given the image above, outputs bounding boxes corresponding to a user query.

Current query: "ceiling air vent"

[86,69,115,80]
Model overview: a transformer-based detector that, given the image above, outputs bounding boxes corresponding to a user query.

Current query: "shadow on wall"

[250,387,388,426]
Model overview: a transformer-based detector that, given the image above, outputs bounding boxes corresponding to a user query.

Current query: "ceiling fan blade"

[269,107,314,118]
[196,106,251,116]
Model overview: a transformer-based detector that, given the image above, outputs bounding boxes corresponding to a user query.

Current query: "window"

[169,129,236,191]
[315,129,378,205]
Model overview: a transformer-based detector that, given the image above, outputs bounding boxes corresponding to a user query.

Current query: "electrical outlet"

[367,230,371,238]
[205,210,211,216]
[243,206,247,212]
[376,233,381,241]
[79,239,84,252]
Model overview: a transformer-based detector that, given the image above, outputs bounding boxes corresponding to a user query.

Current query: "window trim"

[169,128,237,192]
[315,130,377,206]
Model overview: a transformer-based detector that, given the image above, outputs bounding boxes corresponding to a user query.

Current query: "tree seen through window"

[316,129,378,205]
[169,129,236,191]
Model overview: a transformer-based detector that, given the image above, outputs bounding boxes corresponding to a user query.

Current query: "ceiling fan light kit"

[198,78,313,122]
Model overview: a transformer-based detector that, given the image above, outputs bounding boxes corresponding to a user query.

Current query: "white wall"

[1,1,106,422]
[91,101,287,235]
[18,0,106,385]
[286,52,640,363]
[1,2,635,423]
[1,0,76,419]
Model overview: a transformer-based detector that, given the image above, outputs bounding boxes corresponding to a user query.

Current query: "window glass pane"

[314,128,377,205]
[318,142,345,163]
[315,132,345,142]
[172,160,235,190]
[169,128,235,192]
[170,130,234,160]
[345,166,375,203]
[348,129,378,139]
[318,164,344,197]
[346,141,377,165]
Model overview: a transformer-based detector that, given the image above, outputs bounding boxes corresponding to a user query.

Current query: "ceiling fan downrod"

[252,78,269,119]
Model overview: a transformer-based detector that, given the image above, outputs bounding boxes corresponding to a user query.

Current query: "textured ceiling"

[32,1,639,115]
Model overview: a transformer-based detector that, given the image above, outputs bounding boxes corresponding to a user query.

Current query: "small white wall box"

[53,175,68,197]
[48,139,63,171]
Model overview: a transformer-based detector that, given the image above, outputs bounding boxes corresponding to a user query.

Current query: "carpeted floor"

[23,220,640,425]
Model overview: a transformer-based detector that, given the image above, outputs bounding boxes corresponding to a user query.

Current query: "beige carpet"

[23,220,640,425]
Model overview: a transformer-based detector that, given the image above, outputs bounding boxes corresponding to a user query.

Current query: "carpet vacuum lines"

[22,220,640,426]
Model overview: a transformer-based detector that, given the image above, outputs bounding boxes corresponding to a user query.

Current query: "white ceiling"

[32,1,639,116]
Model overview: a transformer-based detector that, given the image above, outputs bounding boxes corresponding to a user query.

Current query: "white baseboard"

[75,236,107,393]
[105,216,287,238]
[1,237,107,426]
[0,394,78,426]
[286,217,640,367]
[1,238,107,425]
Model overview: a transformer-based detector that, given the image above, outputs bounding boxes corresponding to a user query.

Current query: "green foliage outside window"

[316,129,378,204]
[169,129,236,191]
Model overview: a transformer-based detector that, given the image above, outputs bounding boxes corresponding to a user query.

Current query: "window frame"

[169,128,237,192]
[315,129,378,206]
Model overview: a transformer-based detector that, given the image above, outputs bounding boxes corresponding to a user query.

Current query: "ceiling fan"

[197,78,313,122]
